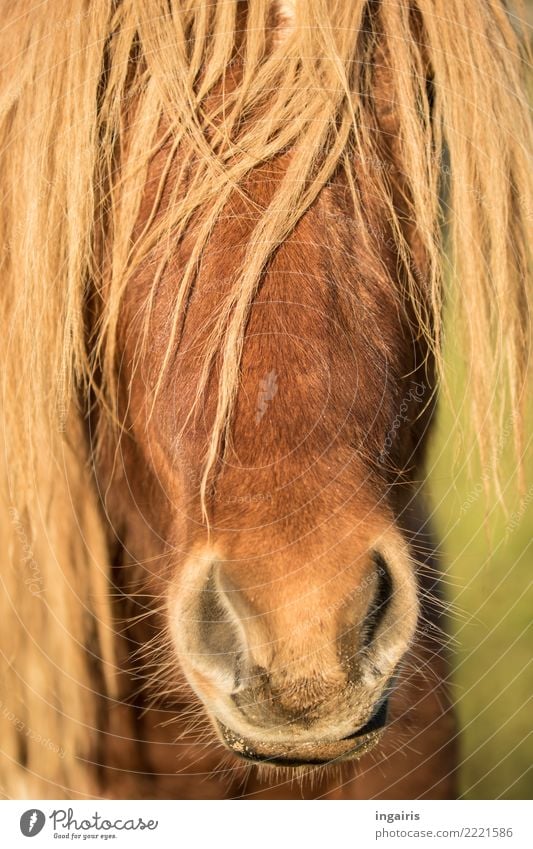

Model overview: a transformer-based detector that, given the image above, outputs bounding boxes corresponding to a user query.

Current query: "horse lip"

[341,696,389,741]
[215,713,386,767]
[224,736,380,767]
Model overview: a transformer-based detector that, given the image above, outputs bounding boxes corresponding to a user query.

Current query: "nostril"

[338,551,395,679]
[191,566,263,691]
[197,569,242,673]
[361,553,393,647]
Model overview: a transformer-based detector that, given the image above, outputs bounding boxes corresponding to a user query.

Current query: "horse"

[0,0,530,800]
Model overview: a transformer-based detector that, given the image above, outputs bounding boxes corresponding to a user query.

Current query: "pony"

[0,0,530,800]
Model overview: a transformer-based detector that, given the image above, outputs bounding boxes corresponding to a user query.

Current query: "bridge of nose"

[221,571,387,732]
[205,554,380,688]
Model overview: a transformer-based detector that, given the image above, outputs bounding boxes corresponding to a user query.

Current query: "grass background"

[428,346,532,799]
[426,2,532,798]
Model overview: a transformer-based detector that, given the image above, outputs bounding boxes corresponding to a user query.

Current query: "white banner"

[0,800,530,848]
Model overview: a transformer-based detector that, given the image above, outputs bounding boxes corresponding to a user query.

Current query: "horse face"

[110,165,423,766]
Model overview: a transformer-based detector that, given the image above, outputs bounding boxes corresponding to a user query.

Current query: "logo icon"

[20,809,45,837]
[256,370,278,423]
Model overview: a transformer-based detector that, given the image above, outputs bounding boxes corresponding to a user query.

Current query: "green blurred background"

[428,343,532,799]
[427,1,532,799]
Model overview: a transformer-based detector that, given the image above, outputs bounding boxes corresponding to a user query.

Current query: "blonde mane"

[0,0,530,797]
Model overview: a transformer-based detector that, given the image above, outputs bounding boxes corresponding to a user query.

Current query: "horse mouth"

[216,699,389,767]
